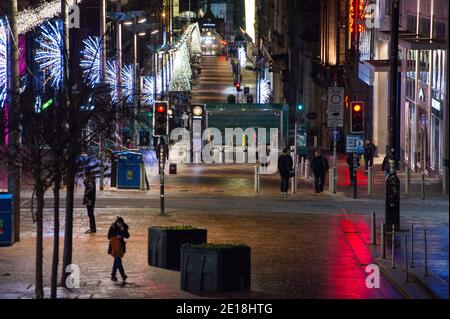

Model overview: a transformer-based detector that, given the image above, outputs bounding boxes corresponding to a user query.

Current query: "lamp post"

[386,0,401,230]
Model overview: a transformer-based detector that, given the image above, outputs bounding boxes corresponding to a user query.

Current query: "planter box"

[148,227,207,270]
[180,245,251,292]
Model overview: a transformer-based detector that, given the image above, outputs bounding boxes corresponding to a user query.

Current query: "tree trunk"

[61,167,75,288]
[60,0,74,289]
[51,174,61,299]
[8,0,21,243]
[35,184,45,299]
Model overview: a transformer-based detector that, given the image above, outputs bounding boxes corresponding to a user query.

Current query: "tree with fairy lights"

[169,43,192,92]
[1,10,141,298]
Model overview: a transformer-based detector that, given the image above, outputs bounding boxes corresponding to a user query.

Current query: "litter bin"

[0,194,13,247]
[117,152,143,189]
[169,163,177,175]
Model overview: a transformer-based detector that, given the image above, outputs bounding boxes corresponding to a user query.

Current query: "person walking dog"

[108,217,130,282]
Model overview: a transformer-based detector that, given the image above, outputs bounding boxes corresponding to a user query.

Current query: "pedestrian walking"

[346,153,360,184]
[311,150,329,195]
[108,217,130,282]
[278,148,294,195]
[364,139,377,172]
[83,170,96,234]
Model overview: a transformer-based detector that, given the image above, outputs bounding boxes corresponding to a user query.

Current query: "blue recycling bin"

[117,152,143,189]
[0,194,13,247]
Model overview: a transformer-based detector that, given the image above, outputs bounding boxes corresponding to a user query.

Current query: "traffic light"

[153,101,169,137]
[297,104,304,112]
[350,101,364,133]
[236,81,241,92]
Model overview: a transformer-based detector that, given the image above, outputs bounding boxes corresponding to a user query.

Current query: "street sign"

[330,128,340,142]
[327,87,345,128]
[346,134,365,154]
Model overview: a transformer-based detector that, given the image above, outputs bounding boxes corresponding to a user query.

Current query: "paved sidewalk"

[0,206,402,299]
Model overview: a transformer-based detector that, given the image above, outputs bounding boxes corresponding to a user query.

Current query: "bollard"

[392,225,396,269]
[421,173,426,200]
[443,167,449,195]
[404,233,409,282]
[300,157,305,178]
[291,167,298,194]
[411,224,414,268]
[254,165,260,193]
[405,164,411,195]
[424,228,428,277]
[368,166,374,195]
[381,222,386,259]
[304,159,310,179]
[370,211,376,245]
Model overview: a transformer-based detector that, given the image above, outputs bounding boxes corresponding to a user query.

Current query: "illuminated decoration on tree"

[106,60,118,102]
[185,23,202,55]
[36,20,64,89]
[80,36,101,87]
[238,46,247,68]
[121,64,135,103]
[156,71,163,95]
[142,76,154,106]
[18,0,84,35]
[169,43,192,92]
[0,19,7,108]
[258,78,271,104]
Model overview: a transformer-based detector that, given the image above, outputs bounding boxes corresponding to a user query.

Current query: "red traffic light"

[156,104,166,114]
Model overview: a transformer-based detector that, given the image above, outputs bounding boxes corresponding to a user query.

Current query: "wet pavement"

[0,206,402,299]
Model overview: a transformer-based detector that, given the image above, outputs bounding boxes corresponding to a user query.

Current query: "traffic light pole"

[353,153,358,199]
[386,0,401,230]
[159,139,167,216]
[331,135,337,194]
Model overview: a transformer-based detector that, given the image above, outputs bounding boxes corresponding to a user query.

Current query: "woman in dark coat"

[108,217,130,282]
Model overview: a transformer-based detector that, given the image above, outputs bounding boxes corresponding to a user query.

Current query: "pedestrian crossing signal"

[153,101,169,137]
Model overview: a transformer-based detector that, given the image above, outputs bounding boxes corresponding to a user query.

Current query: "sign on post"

[327,87,345,128]
[346,134,365,154]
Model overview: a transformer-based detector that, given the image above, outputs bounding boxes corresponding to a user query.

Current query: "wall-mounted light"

[138,32,146,37]
[123,20,133,26]
[138,17,147,24]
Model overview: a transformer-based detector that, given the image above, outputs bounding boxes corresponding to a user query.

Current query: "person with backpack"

[311,150,329,195]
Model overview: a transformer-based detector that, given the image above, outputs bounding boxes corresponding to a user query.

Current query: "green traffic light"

[298,105,303,111]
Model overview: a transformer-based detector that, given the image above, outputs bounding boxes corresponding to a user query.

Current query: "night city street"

[0,0,449,313]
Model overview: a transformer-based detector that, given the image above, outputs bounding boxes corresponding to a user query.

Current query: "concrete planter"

[148,227,207,271]
[180,245,251,292]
